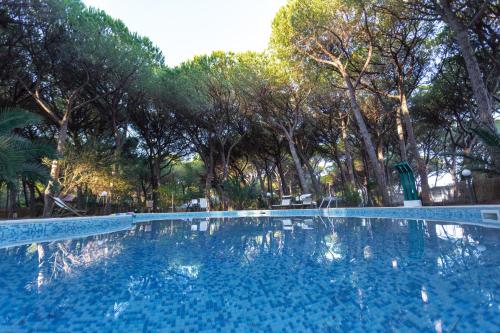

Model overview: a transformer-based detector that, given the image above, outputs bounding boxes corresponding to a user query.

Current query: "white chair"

[281,219,293,230]
[51,195,85,216]
[272,197,292,209]
[188,198,201,211]
[199,220,209,231]
[199,198,208,211]
[292,194,316,208]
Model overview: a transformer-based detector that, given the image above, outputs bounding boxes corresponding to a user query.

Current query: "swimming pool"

[0,215,499,332]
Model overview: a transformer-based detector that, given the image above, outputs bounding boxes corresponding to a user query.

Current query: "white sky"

[82,0,287,67]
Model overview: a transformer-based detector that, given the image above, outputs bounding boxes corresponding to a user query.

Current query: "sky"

[82,0,288,67]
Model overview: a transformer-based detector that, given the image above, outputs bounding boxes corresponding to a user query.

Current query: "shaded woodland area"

[0,0,498,217]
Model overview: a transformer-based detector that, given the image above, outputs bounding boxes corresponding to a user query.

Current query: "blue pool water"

[0,216,499,332]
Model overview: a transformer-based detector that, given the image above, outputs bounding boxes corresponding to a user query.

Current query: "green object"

[395,162,419,201]
[408,220,424,259]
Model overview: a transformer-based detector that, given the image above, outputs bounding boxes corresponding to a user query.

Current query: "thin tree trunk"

[332,146,347,188]
[284,132,310,193]
[395,107,407,161]
[22,179,29,208]
[342,72,389,205]
[295,143,320,195]
[450,144,457,199]
[304,159,320,195]
[28,181,37,217]
[266,168,273,200]
[150,158,161,211]
[400,93,431,203]
[360,147,372,206]
[256,165,266,193]
[7,183,17,218]
[109,110,122,214]
[219,147,228,210]
[43,114,69,217]
[341,118,356,187]
[204,146,214,211]
[276,160,287,196]
[76,186,84,210]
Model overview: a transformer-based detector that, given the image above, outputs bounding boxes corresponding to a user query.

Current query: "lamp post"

[461,169,476,204]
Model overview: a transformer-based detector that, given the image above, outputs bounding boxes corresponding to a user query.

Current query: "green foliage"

[342,184,361,207]
[222,177,259,210]
[160,159,205,207]
[0,107,53,184]
[271,0,373,69]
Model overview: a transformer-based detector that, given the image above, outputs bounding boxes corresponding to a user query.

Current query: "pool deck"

[134,205,500,226]
[1,205,499,249]
[2,204,500,226]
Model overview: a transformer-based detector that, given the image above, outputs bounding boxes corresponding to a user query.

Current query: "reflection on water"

[29,235,125,291]
[0,217,499,332]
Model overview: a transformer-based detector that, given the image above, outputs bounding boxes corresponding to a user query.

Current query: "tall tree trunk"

[295,141,320,195]
[283,131,310,193]
[275,160,287,196]
[400,92,431,203]
[204,146,214,211]
[439,0,500,171]
[108,111,122,214]
[332,146,347,188]
[341,118,356,187]
[43,113,69,217]
[360,147,372,206]
[266,168,273,199]
[395,107,407,161]
[376,139,385,171]
[342,72,389,205]
[141,182,148,210]
[76,186,85,210]
[7,183,17,218]
[450,144,457,199]
[150,158,161,211]
[28,181,37,217]
[220,145,229,210]
[439,1,495,131]
[255,164,266,193]
[304,159,320,196]
[22,178,29,208]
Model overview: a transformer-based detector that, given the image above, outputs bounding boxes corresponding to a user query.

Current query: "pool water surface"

[0,216,499,332]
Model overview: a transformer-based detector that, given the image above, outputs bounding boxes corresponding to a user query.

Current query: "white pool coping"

[1,205,499,249]
[2,205,500,225]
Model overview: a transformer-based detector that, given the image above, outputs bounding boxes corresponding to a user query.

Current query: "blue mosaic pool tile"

[0,215,132,249]
[0,213,499,332]
[133,205,500,227]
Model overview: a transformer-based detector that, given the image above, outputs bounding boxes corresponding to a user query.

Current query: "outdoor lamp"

[461,169,471,177]
[461,168,475,204]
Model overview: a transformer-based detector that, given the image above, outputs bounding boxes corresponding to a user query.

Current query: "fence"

[430,176,500,205]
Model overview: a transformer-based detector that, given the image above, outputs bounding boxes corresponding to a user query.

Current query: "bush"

[342,184,361,207]
[222,177,259,210]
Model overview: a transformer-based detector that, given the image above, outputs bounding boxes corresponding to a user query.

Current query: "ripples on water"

[0,216,499,332]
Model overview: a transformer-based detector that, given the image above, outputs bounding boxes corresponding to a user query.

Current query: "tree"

[173,52,248,209]
[7,2,130,215]
[129,75,186,211]
[272,0,391,205]
[412,0,500,170]
[368,3,434,202]
[237,52,314,194]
